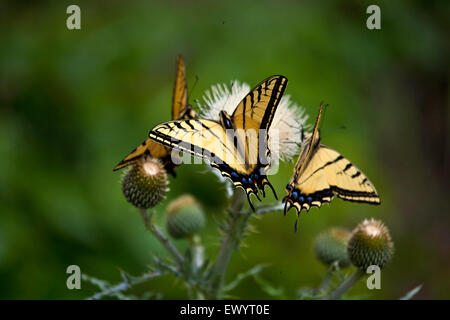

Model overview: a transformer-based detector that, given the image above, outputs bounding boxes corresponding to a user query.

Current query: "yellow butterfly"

[283,103,380,229]
[113,55,196,175]
[149,75,288,210]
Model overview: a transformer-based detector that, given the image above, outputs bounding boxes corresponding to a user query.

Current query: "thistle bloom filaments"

[121,156,169,209]
[166,194,206,239]
[347,219,394,270]
[314,227,352,268]
[199,80,308,164]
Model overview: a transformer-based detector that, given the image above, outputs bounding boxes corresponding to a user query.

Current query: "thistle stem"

[85,271,164,300]
[316,262,340,295]
[241,202,284,216]
[190,234,204,270]
[316,268,335,295]
[323,268,365,300]
[207,188,248,299]
[138,208,185,268]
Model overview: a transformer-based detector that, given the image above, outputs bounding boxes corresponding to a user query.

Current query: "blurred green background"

[0,0,448,299]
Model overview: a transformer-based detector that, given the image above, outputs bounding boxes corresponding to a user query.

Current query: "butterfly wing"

[283,145,380,215]
[232,75,287,133]
[149,118,266,210]
[150,118,246,173]
[229,75,288,198]
[171,55,188,120]
[113,56,195,173]
[290,101,324,180]
[113,139,175,173]
[149,75,288,210]
[283,104,380,216]
[172,55,197,120]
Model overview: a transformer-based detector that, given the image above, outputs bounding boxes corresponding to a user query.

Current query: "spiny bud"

[314,227,352,268]
[347,219,394,270]
[166,194,206,239]
[121,156,169,209]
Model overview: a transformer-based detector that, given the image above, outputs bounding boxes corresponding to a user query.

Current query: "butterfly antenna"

[322,125,347,136]
[189,75,200,100]
[216,80,236,115]
[319,101,330,132]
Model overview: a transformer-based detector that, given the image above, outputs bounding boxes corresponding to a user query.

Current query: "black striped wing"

[113,138,181,175]
[229,75,287,178]
[113,100,196,173]
[113,55,196,173]
[283,103,380,219]
[149,75,288,210]
[112,113,196,174]
[283,145,380,215]
[149,118,264,201]
[172,55,196,120]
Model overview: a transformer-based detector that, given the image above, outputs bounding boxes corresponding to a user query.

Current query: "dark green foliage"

[0,0,447,299]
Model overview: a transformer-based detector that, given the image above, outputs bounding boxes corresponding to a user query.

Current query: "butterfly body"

[149,75,288,210]
[113,56,196,174]
[283,103,380,217]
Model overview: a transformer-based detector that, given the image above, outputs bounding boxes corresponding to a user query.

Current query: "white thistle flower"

[199,80,308,163]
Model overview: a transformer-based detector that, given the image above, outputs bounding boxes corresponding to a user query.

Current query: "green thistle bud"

[314,227,352,268]
[166,194,206,239]
[121,156,169,209]
[347,219,394,270]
